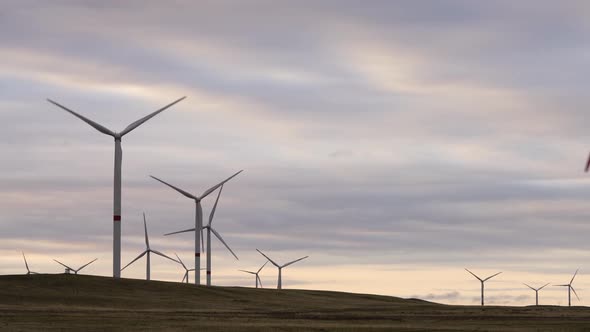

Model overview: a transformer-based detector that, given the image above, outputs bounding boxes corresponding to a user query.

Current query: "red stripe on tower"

[113,215,121,221]
[206,271,211,275]
[195,253,200,257]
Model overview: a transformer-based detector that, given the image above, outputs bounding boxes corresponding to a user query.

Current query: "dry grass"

[1,274,590,331]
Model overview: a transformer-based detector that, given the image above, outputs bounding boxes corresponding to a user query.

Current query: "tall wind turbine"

[164,184,239,286]
[256,249,308,290]
[523,283,549,306]
[465,268,502,306]
[54,258,98,275]
[151,170,242,285]
[47,96,186,278]
[174,253,196,283]
[121,213,178,281]
[22,252,38,275]
[555,269,580,307]
[239,260,268,288]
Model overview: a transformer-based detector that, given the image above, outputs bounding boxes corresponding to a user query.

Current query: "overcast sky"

[2,0,590,306]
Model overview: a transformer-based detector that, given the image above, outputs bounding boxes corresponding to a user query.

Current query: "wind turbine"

[239,260,268,288]
[175,253,196,283]
[555,269,580,307]
[151,170,242,285]
[256,249,308,290]
[22,252,38,275]
[523,283,549,306]
[121,213,178,281]
[465,268,502,306]
[47,96,186,278]
[54,258,98,275]
[164,184,239,286]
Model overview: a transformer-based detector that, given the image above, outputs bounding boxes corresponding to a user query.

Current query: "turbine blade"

[571,286,580,301]
[256,249,279,267]
[22,252,30,272]
[282,255,309,268]
[151,249,179,263]
[464,268,482,281]
[174,253,187,269]
[257,275,263,288]
[257,260,269,274]
[47,99,115,136]
[484,272,502,281]
[182,271,187,283]
[586,153,590,172]
[554,284,569,286]
[143,213,150,249]
[201,227,205,253]
[53,259,74,271]
[208,185,223,226]
[119,96,186,136]
[538,283,550,290]
[570,269,579,284]
[211,228,238,260]
[523,283,535,291]
[200,170,243,199]
[150,175,197,200]
[77,258,98,272]
[164,228,196,236]
[239,270,256,275]
[121,251,147,271]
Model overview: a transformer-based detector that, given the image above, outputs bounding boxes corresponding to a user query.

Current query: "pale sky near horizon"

[2,0,590,306]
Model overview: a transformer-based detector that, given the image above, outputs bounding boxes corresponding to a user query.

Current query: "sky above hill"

[2,0,590,306]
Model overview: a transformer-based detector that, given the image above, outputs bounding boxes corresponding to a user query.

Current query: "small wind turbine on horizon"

[121,213,178,281]
[22,252,38,275]
[523,282,549,306]
[555,269,580,307]
[256,249,308,290]
[164,184,239,286]
[47,96,186,278]
[239,260,269,288]
[54,258,98,275]
[151,170,242,285]
[175,253,197,283]
[465,268,502,306]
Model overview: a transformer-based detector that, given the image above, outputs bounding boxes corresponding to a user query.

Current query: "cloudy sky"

[2,0,590,306]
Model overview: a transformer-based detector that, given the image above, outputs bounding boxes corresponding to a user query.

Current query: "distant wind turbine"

[239,260,269,288]
[555,269,580,307]
[22,252,38,275]
[151,170,242,285]
[523,283,549,306]
[54,258,98,275]
[121,213,178,281]
[465,268,502,306]
[256,249,308,290]
[165,184,239,286]
[47,96,186,278]
[175,253,197,283]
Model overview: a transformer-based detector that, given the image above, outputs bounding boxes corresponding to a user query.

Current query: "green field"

[1,274,589,331]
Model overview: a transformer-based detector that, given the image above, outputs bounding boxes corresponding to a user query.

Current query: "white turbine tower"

[523,283,549,306]
[151,170,242,285]
[175,253,196,283]
[555,269,580,307]
[47,96,186,278]
[121,213,178,281]
[164,184,239,286]
[22,252,38,275]
[239,261,268,288]
[54,258,98,275]
[256,249,308,290]
[465,269,502,306]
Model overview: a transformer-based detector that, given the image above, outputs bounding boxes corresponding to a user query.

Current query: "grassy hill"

[1,274,589,331]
